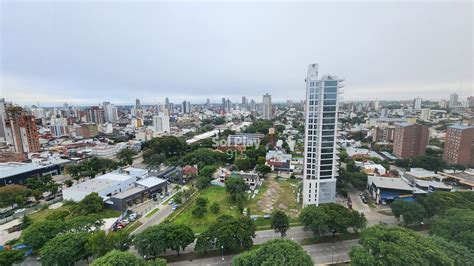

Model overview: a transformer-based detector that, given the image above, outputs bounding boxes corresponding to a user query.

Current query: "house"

[266,150,292,172]
[355,161,387,176]
[215,168,261,190]
[367,176,414,204]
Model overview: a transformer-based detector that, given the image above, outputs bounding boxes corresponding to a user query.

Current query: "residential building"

[4,106,40,153]
[135,98,141,109]
[393,123,429,158]
[443,125,474,166]
[420,108,431,121]
[152,114,170,133]
[182,101,191,114]
[372,126,395,142]
[0,99,7,142]
[50,117,69,137]
[262,93,272,120]
[413,97,422,110]
[468,96,474,107]
[302,63,343,206]
[449,93,459,108]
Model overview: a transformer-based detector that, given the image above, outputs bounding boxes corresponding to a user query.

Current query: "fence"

[0,197,62,225]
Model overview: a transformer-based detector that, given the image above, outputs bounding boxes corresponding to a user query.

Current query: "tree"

[64,214,104,232]
[430,208,474,249]
[0,250,25,266]
[198,165,218,178]
[349,210,367,233]
[0,184,30,208]
[271,210,289,237]
[116,148,138,166]
[45,209,70,221]
[417,190,474,217]
[64,179,74,187]
[225,177,249,201]
[133,224,194,257]
[195,215,256,253]
[349,225,453,266]
[195,176,211,190]
[233,239,312,266]
[192,206,207,218]
[173,191,183,205]
[430,236,474,266]
[299,205,330,240]
[182,187,196,201]
[91,250,144,266]
[22,220,65,250]
[178,148,227,169]
[210,202,220,214]
[39,232,91,266]
[73,192,104,215]
[86,230,110,258]
[195,197,208,207]
[255,164,271,177]
[234,158,256,171]
[390,199,426,226]
[20,215,33,229]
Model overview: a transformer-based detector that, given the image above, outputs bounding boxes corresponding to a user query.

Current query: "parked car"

[129,213,137,220]
[14,208,26,214]
[121,219,130,225]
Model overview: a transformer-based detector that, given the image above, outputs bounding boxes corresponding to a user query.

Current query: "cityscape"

[1,1,473,266]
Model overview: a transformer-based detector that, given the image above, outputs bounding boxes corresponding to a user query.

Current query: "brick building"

[443,125,474,166]
[393,123,429,159]
[4,107,40,153]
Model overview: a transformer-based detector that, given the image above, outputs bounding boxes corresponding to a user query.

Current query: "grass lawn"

[275,178,302,217]
[172,186,241,234]
[125,220,143,233]
[145,208,160,218]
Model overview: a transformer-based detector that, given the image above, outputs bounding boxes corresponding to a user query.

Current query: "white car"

[14,208,26,214]
[121,219,130,225]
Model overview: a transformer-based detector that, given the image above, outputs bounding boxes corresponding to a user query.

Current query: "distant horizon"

[1,1,472,106]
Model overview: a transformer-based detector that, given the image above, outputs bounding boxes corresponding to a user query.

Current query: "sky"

[1,0,473,106]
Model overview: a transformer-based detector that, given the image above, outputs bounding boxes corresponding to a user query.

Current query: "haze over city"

[1,1,472,105]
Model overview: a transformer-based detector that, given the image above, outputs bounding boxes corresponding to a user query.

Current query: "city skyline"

[1,1,472,105]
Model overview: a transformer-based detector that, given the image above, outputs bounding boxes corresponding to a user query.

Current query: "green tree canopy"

[0,250,25,266]
[39,232,91,266]
[430,208,474,249]
[0,184,30,208]
[349,225,452,266]
[233,239,313,266]
[22,220,66,250]
[116,148,138,166]
[73,192,105,215]
[178,148,227,169]
[195,215,256,253]
[225,176,249,202]
[133,223,194,257]
[417,190,474,217]
[271,210,289,237]
[91,250,144,266]
[390,199,426,226]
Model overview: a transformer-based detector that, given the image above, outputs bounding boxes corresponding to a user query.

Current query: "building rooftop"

[0,162,46,179]
[136,177,167,188]
[414,179,452,190]
[405,168,439,179]
[66,178,120,193]
[110,186,145,199]
[449,124,474,130]
[96,172,134,182]
[369,176,414,191]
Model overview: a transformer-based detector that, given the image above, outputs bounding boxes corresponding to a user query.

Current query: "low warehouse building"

[368,176,414,204]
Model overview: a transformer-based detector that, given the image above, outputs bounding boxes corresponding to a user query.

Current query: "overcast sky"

[1,1,472,106]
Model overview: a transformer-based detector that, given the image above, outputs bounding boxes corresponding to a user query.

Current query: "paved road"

[348,190,397,226]
[169,239,357,266]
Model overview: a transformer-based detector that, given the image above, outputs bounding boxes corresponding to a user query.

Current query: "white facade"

[449,93,458,108]
[413,97,422,110]
[302,64,343,206]
[262,93,272,120]
[153,114,170,133]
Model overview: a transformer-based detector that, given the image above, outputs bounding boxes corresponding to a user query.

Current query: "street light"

[221,245,224,262]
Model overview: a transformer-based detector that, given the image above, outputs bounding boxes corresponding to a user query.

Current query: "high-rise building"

[393,123,429,158]
[242,96,247,106]
[302,64,343,206]
[153,114,170,133]
[413,97,422,110]
[374,99,379,111]
[221,98,226,112]
[449,93,458,108]
[0,99,7,142]
[250,99,256,112]
[182,101,191,114]
[372,126,395,142]
[165,97,170,108]
[206,98,210,107]
[262,93,272,120]
[438,99,448,108]
[135,99,141,110]
[103,102,117,122]
[86,106,105,124]
[420,108,431,121]
[50,117,69,137]
[467,96,474,107]
[4,106,40,153]
[443,125,474,166]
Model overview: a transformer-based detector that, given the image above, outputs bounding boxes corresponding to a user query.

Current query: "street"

[169,239,357,266]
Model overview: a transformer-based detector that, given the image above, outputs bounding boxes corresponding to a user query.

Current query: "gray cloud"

[1,1,472,106]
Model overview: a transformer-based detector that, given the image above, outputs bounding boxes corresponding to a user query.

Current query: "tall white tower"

[262,93,272,120]
[302,64,343,206]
